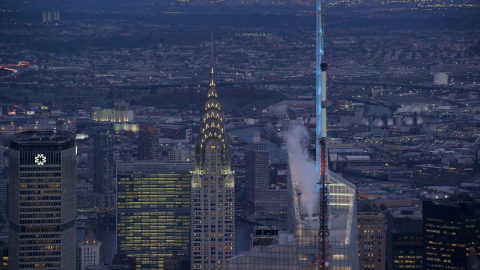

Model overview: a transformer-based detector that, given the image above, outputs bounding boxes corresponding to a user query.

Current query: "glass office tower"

[8,131,77,269]
[116,162,193,270]
[227,170,359,270]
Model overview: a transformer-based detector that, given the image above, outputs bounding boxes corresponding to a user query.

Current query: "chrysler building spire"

[190,35,235,270]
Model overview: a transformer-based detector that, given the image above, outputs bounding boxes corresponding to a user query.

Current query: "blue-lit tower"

[315,0,331,268]
[315,0,327,171]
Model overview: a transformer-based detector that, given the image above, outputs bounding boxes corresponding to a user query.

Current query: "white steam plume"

[284,125,319,217]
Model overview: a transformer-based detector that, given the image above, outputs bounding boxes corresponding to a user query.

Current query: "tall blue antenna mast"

[315,0,331,268]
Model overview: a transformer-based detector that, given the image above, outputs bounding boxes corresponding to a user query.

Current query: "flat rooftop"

[10,131,75,145]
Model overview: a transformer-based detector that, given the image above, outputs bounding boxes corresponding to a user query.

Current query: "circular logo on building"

[35,154,46,165]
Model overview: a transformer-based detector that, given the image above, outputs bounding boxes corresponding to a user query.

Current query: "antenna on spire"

[209,30,216,87]
[210,30,214,65]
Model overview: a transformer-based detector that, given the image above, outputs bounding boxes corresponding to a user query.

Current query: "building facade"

[137,126,159,161]
[0,179,7,219]
[168,146,194,163]
[357,201,386,270]
[190,53,235,270]
[116,162,192,269]
[245,133,286,215]
[423,200,480,270]
[8,131,77,269]
[92,109,133,123]
[386,208,423,270]
[77,223,105,270]
[93,132,114,193]
[413,164,471,186]
[227,170,359,270]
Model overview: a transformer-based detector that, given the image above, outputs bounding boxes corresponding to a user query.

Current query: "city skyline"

[0,0,479,269]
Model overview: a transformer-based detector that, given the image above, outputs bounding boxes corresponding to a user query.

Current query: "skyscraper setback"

[8,131,77,269]
[190,43,235,270]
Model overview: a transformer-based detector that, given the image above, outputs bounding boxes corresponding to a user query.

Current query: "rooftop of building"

[426,198,480,207]
[10,131,75,145]
[116,161,194,173]
[388,207,422,219]
[357,201,381,213]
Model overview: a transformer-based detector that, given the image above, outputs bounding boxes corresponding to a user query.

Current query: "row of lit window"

[19,207,61,212]
[20,184,61,189]
[19,178,61,183]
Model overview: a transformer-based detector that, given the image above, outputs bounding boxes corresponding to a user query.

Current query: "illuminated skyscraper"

[423,199,480,270]
[116,162,192,269]
[227,170,359,270]
[357,201,385,270]
[8,131,77,269]
[190,43,235,270]
[386,208,423,270]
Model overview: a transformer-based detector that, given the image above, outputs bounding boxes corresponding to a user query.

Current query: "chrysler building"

[190,40,235,270]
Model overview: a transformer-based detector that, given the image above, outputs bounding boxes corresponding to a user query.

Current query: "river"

[77,126,288,262]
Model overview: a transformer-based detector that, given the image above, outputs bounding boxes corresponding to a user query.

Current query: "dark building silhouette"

[413,164,472,186]
[9,131,77,269]
[245,132,286,215]
[137,126,159,161]
[93,132,114,193]
[164,251,190,270]
[386,208,423,270]
[423,200,480,270]
[245,132,269,214]
[111,251,136,270]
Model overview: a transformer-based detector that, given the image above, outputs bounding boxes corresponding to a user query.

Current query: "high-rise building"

[93,132,114,193]
[423,199,480,270]
[0,241,8,270]
[0,179,7,219]
[8,131,77,269]
[190,46,235,270]
[77,222,105,270]
[357,201,386,270]
[137,126,159,161]
[111,251,136,270]
[164,251,189,270]
[246,132,286,215]
[116,162,192,269]
[386,208,423,270]
[227,170,359,270]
